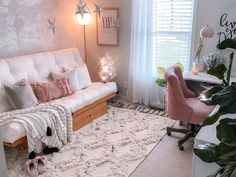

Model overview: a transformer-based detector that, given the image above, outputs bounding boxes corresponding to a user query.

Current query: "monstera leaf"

[217,119,236,146]
[202,84,236,126]
[194,142,236,165]
[195,118,236,177]
[199,85,224,102]
[207,64,227,81]
[217,39,236,50]
[194,143,219,163]
[195,38,236,177]
[211,84,236,113]
[194,143,236,164]
[202,109,226,127]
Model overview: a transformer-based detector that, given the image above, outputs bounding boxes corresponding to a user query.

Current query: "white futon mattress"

[1,82,117,143]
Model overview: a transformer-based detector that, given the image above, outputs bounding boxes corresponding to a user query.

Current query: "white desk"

[184,72,236,84]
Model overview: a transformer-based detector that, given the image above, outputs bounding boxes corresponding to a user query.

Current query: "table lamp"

[193,25,214,75]
[195,25,214,63]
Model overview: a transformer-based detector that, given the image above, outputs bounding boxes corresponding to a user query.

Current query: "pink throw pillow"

[31,77,72,103]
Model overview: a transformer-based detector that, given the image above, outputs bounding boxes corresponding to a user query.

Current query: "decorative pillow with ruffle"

[31,77,72,103]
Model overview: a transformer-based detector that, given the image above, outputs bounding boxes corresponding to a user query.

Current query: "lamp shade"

[200,25,214,38]
[76,13,91,26]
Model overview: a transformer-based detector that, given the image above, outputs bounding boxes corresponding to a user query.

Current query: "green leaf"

[207,64,227,80]
[194,143,236,164]
[211,85,236,113]
[194,143,218,163]
[155,78,167,87]
[199,85,224,100]
[202,109,225,127]
[217,39,236,50]
[217,119,236,146]
[215,143,236,162]
[226,52,234,85]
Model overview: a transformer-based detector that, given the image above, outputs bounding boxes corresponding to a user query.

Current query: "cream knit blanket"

[0,104,72,153]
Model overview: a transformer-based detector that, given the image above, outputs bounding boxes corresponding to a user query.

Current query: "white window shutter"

[152,0,194,76]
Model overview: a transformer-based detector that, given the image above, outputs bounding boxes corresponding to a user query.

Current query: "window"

[152,0,194,76]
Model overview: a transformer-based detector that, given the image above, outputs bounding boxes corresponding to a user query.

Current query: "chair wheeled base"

[166,124,196,151]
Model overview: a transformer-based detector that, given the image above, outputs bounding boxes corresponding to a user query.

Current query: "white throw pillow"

[4,79,39,109]
[64,64,92,89]
[51,70,81,92]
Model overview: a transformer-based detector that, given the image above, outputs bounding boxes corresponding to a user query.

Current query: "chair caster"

[178,145,184,151]
[167,131,171,136]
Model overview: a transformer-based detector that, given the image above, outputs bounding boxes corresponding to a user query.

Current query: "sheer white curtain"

[127,0,160,107]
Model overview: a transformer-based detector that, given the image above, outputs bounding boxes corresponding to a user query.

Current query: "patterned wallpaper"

[0,0,83,59]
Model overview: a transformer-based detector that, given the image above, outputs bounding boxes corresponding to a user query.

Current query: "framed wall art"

[97,8,119,46]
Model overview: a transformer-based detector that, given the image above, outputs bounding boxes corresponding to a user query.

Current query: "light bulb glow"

[76,13,91,26]
[99,53,117,82]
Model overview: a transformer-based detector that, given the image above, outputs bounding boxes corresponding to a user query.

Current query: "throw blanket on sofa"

[0,104,72,153]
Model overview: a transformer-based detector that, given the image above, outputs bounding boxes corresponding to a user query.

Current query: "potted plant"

[155,62,184,87]
[194,39,236,177]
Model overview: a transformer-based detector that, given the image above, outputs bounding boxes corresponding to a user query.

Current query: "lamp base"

[194,62,204,72]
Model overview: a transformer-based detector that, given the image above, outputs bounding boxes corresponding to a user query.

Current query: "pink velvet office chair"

[164,65,215,150]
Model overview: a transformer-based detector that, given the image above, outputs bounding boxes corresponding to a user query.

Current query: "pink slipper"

[35,156,46,174]
[25,159,38,177]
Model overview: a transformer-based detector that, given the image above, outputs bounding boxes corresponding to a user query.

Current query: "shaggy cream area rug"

[5,106,175,177]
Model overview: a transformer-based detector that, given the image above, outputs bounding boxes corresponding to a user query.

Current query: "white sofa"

[0,48,117,145]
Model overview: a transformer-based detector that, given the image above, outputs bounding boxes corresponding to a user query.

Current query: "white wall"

[0,0,84,60]
[194,0,236,75]
[86,0,132,96]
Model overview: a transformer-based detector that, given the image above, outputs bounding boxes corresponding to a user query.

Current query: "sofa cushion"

[64,64,92,89]
[51,70,81,92]
[31,78,72,103]
[4,79,39,109]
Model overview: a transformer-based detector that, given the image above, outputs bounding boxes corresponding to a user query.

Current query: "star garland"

[93,2,104,17]
[75,0,120,29]
[48,17,56,35]
[75,0,90,18]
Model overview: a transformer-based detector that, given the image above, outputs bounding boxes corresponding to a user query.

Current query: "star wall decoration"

[93,2,104,17]
[75,2,90,18]
[48,17,56,35]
